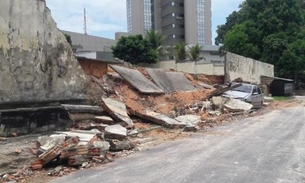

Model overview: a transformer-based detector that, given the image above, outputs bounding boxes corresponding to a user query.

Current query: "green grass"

[272,96,294,101]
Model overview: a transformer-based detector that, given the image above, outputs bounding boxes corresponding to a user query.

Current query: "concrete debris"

[211,96,227,109]
[198,82,213,89]
[128,129,139,137]
[93,140,110,151]
[108,139,136,152]
[95,116,114,125]
[104,125,127,140]
[37,135,66,152]
[101,97,134,127]
[145,68,176,93]
[263,102,270,106]
[110,65,164,94]
[166,72,196,91]
[264,96,274,102]
[183,125,199,132]
[175,115,201,126]
[62,105,105,114]
[132,110,188,128]
[224,98,253,112]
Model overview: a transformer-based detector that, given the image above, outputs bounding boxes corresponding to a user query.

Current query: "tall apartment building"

[126,0,212,46]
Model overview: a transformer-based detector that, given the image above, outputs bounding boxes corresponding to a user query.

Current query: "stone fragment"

[95,116,114,125]
[93,140,110,151]
[38,135,66,152]
[224,98,253,112]
[128,129,139,137]
[175,115,201,126]
[101,98,134,127]
[183,125,199,132]
[108,140,136,152]
[211,96,226,108]
[68,155,90,166]
[104,125,127,140]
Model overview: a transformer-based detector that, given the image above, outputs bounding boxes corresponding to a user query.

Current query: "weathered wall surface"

[225,52,274,84]
[146,60,224,75]
[0,0,88,104]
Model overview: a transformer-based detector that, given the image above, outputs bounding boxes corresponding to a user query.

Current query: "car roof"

[231,82,256,87]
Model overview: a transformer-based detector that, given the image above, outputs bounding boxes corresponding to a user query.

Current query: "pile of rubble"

[0,65,264,182]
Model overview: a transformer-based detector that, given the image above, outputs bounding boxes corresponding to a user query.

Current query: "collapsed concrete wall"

[225,52,274,84]
[0,0,88,104]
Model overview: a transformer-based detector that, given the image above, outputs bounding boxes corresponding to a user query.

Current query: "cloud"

[46,0,127,38]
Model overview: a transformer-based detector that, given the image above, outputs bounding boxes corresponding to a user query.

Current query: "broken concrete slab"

[55,130,102,143]
[37,135,66,152]
[130,109,187,128]
[145,68,176,93]
[198,82,213,89]
[100,97,134,127]
[224,99,253,112]
[110,65,164,94]
[211,96,227,108]
[104,125,127,140]
[95,116,114,125]
[166,72,196,91]
[62,105,104,114]
[175,115,201,126]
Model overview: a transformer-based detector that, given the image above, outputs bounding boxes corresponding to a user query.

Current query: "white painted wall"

[75,51,97,59]
[147,60,224,75]
[225,52,274,84]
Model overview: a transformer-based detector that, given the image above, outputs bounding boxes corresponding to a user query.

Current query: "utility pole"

[84,7,87,35]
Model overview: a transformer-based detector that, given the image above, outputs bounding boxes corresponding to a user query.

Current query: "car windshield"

[232,84,252,93]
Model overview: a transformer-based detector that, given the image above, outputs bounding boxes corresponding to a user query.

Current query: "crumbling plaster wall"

[225,52,274,84]
[0,0,88,103]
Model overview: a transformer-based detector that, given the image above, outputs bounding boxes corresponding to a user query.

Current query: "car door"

[251,86,259,108]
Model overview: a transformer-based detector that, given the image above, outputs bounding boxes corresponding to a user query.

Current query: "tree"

[145,29,168,60]
[187,44,203,62]
[217,0,305,78]
[174,43,187,62]
[111,35,158,65]
[63,33,72,46]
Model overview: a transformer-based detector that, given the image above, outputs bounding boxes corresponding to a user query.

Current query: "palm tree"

[174,43,187,62]
[187,43,203,63]
[145,29,167,60]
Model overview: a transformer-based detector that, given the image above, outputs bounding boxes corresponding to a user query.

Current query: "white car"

[222,83,264,108]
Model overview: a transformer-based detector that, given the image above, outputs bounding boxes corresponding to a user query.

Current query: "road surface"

[50,106,305,183]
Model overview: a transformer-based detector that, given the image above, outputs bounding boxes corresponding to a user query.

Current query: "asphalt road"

[50,106,305,183]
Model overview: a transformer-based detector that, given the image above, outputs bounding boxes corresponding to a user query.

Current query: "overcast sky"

[46,0,243,45]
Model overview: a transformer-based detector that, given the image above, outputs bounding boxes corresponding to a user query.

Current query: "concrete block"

[104,125,127,140]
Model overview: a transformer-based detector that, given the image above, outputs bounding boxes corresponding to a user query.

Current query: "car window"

[252,86,258,94]
[232,84,252,93]
[257,87,262,94]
